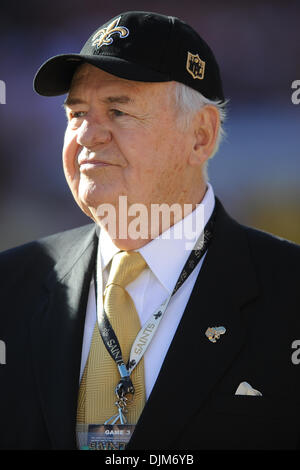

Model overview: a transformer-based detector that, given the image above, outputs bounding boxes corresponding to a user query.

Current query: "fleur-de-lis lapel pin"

[205,326,226,343]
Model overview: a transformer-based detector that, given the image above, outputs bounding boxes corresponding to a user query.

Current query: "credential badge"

[92,17,129,50]
[205,326,226,343]
[186,52,205,80]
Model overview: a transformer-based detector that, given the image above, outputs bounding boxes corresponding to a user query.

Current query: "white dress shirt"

[79,183,215,399]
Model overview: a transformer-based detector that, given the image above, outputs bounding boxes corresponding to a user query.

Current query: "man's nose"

[76,119,112,148]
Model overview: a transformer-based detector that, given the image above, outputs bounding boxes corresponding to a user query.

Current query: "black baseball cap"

[34,11,225,102]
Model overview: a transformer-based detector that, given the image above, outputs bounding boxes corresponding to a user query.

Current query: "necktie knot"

[106,251,147,289]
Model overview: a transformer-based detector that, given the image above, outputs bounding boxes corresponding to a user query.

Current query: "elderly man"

[0,11,299,451]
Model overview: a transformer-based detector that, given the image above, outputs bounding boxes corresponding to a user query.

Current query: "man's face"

[63,63,195,222]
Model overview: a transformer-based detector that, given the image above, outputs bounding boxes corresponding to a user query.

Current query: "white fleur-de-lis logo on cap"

[91,17,129,50]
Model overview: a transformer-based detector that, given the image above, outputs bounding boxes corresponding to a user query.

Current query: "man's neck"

[94,184,208,251]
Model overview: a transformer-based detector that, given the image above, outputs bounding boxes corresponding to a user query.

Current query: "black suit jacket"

[0,198,300,450]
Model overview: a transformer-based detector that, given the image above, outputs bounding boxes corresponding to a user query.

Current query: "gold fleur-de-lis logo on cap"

[91,17,129,50]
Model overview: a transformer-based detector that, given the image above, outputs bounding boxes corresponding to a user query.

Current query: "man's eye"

[70,111,85,119]
[110,109,126,117]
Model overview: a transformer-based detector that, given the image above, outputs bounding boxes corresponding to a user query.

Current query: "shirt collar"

[139,183,215,293]
[99,225,120,272]
[99,183,215,292]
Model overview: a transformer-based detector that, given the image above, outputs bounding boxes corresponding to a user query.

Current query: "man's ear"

[189,105,220,166]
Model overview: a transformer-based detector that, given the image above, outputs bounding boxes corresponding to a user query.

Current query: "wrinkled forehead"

[71,63,130,86]
[67,62,176,106]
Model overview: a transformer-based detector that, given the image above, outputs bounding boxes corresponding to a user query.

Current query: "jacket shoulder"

[215,197,300,263]
[239,224,300,285]
[243,224,300,259]
[0,223,96,282]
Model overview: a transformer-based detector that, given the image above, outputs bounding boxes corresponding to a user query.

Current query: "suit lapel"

[30,224,98,449]
[128,199,259,449]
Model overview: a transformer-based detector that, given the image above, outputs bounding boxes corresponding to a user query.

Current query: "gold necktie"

[77,251,147,425]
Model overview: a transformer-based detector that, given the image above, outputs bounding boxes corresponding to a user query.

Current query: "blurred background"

[0,0,299,251]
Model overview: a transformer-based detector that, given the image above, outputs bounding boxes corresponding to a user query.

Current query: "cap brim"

[33,53,170,96]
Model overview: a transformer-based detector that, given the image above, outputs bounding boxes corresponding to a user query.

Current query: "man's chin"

[78,182,102,208]
[77,191,113,223]
[75,198,96,221]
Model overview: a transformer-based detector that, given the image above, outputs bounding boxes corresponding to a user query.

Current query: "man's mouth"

[78,158,114,171]
[79,160,110,167]
[78,149,117,170]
